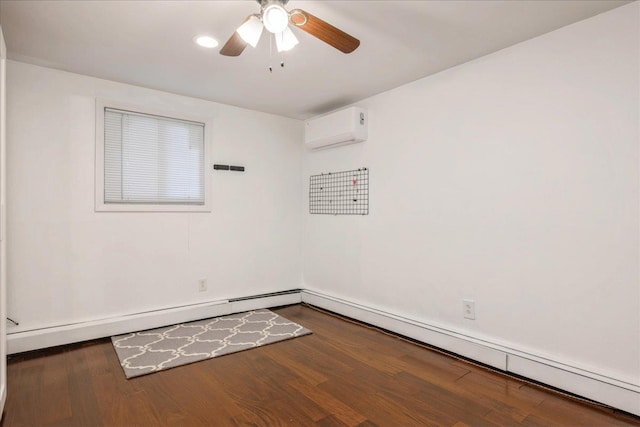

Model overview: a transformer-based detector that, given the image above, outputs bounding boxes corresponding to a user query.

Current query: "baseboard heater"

[7,290,303,355]
[229,289,302,302]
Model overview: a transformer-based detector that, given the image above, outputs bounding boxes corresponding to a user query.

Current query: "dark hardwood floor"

[2,304,639,426]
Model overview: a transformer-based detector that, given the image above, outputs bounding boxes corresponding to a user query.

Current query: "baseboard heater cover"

[299,290,640,417]
[7,290,302,355]
[229,289,302,302]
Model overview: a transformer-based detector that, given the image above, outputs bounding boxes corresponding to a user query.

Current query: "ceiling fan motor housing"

[258,0,289,6]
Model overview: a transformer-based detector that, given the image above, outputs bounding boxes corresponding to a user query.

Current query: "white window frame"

[95,99,212,212]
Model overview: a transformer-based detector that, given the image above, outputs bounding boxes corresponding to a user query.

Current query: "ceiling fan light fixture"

[220,2,360,57]
[262,2,289,34]
[236,14,263,48]
[275,26,299,52]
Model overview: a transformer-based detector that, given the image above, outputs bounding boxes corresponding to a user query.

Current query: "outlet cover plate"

[463,299,475,320]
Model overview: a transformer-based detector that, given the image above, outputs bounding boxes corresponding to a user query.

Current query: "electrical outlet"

[198,279,207,292]
[463,299,475,320]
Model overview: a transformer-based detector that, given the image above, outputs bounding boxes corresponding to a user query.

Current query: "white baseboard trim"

[300,289,640,417]
[7,291,301,355]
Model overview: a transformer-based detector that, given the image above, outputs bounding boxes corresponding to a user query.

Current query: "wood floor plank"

[295,338,356,376]
[451,369,548,418]
[263,396,318,426]
[319,376,447,427]
[531,392,638,427]
[260,341,329,386]
[66,347,105,427]
[5,364,43,427]
[1,304,639,427]
[288,378,368,427]
[405,374,499,427]
[315,414,350,427]
[38,351,73,426]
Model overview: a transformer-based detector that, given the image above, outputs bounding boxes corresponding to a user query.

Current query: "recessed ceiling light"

[194,36,219,48]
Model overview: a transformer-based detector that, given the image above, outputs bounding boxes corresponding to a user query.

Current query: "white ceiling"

[0,0,629,119]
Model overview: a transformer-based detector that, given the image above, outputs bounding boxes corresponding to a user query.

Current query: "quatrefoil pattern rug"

[111,309,311,378]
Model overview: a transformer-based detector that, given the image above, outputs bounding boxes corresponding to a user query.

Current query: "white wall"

[6,61,303,333]
[0,23,7,414]
[303,1,639,390]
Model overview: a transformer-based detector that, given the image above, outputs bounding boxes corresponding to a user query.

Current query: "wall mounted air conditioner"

[304,106,367,149]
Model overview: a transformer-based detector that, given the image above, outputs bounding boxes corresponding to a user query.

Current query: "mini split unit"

[304,106,368,149]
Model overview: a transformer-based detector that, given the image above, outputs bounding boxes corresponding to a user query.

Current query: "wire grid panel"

[309,168,369,215]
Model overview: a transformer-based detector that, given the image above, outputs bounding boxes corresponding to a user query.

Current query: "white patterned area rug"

[111,309,311,379]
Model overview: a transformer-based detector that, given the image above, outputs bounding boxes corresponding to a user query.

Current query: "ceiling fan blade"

[220,17,251,56]
[220,32,247,56]
[289,9,360,54]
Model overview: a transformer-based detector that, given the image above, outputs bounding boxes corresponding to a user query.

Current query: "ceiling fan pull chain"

[268,33,273,72]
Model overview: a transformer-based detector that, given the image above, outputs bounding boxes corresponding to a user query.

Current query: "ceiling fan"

[220,0,360,56]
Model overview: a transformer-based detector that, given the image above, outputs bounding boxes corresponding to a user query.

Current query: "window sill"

[95,202,211,213]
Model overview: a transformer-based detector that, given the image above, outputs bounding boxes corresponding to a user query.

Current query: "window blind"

[104,108,205,205]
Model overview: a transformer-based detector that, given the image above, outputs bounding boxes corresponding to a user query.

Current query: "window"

[96,101,211,212]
